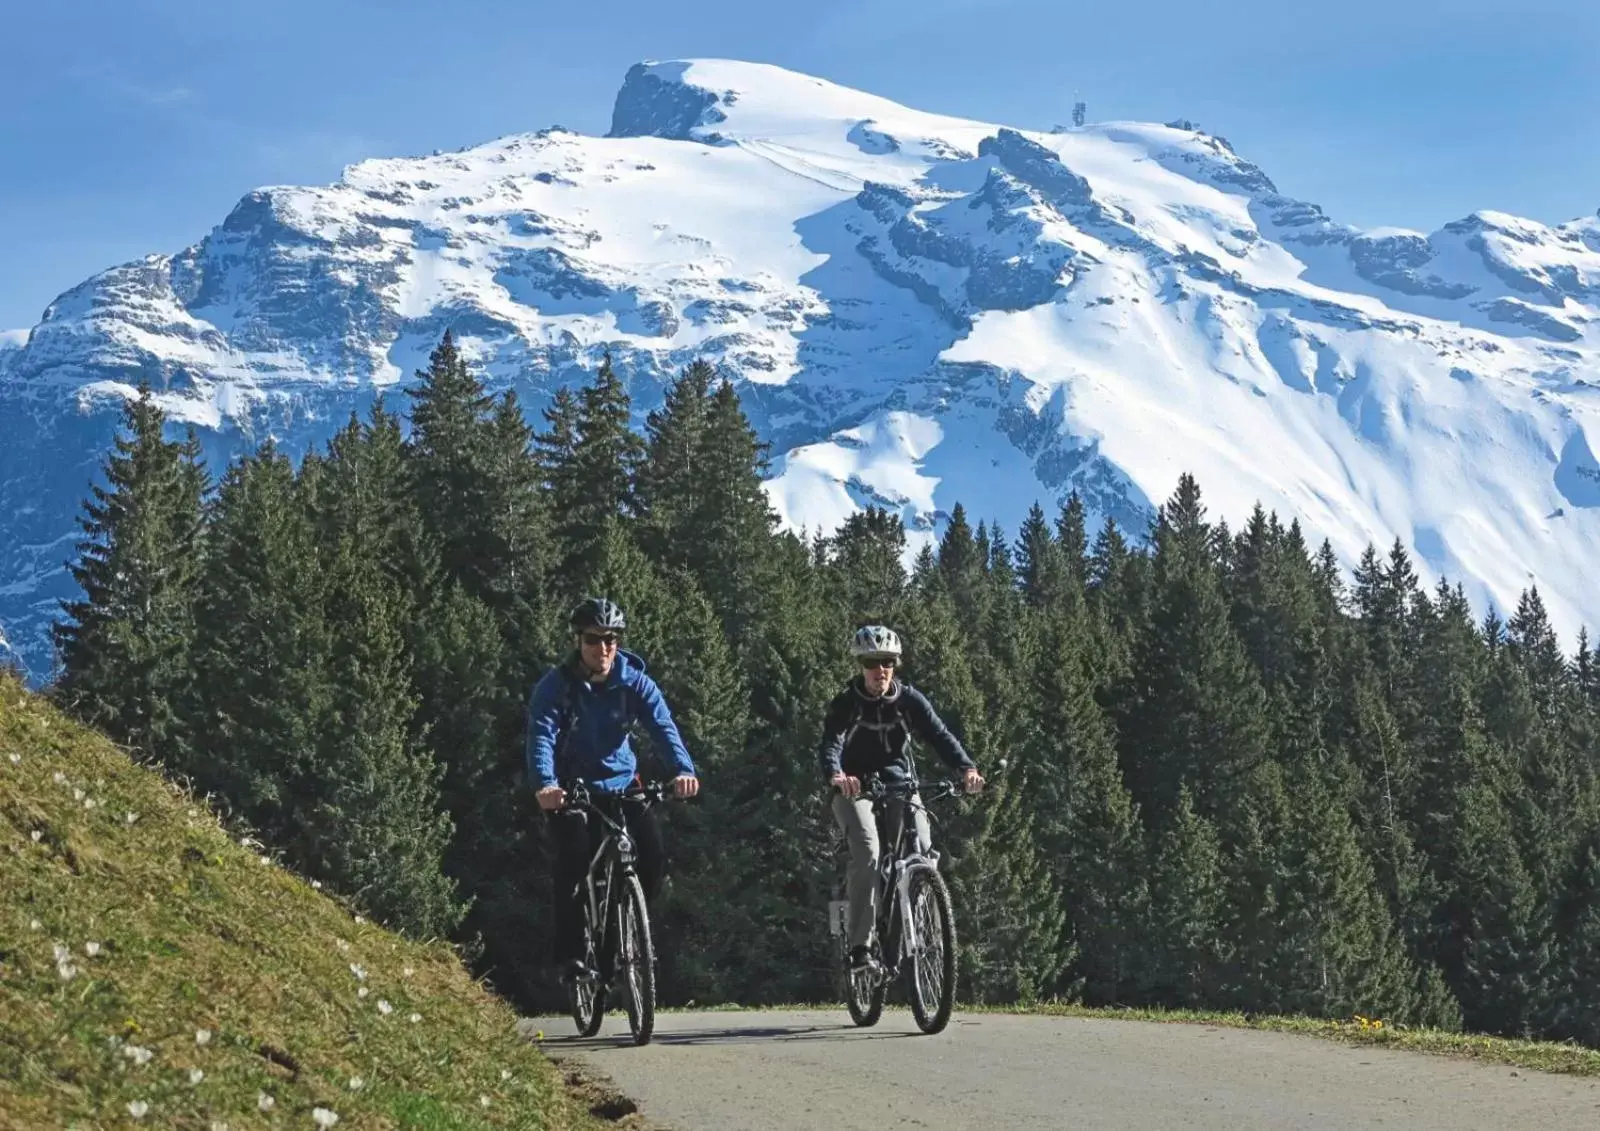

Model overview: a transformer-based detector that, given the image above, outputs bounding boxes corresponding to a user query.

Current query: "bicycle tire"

[906,866,956,1034]
[616,874,656,1046]
[569,908,606,1038]
[846,959,886,1027]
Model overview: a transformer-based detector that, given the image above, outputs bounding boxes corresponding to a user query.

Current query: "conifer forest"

[44,333,1600,1042]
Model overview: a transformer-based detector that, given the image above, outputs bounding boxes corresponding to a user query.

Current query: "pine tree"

[680,378,782,649]
[404,330,495,588]
[314,538,464,938]
[635,358,715,564]
[898,577,1072,1001]
[554,354,647,581]
[1140,786,1226,1007]
[54,385,207,767]
[1506,587,1569,724]
[1025,595,1147,1003]
[1117,475,1270,827]
[825,507,908,623]
[187,443,328,836]
[1249,754,1422,1021]
[1016,503,1067,610]
[1056,491,1089,591]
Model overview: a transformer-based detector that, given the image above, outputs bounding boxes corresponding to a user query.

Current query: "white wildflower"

[347,1076,364,1091]
[53,771,66,785]
[259,855,271,866]
[189,1068,204,1085]
[53,943,70,963]
[107,1035,123,1049]
[210,1124,230,1131]
[376,999,392,1016]
[257,1092,275,1112]
[84,941,101,957]
[31,829,42,842]
[127,1100,149,1119]
[123,1045,153,1066]
[349,963,366,981]
[402,966,414,978]
[311,880,322,890]
[125,812,139,825]
[335,939,350,952]
[312,1108,340,1127]
[479,1095,491,1108]
[28,919,41,931]
[187,808,198,818]
[357,987,369,999]
[500,1068,512,1080]
[7,752,18,764]
[353,916,365,925]
[408,1013,421,1024]
[83,797,96,810]
[195,1028,212,1046]
[57,960,77,980]
[72,787,84,801]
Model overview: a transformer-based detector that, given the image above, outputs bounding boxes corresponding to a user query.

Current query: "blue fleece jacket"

[524,649,696,794]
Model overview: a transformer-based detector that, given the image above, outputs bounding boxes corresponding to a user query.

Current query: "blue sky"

[2,0,1595,330]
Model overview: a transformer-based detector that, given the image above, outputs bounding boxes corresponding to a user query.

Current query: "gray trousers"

[831,792,932,950]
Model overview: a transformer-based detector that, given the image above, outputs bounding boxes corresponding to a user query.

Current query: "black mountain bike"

[562,778,670,1046]
[837,776,964,1035]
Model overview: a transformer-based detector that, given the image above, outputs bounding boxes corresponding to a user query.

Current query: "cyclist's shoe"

[848,945,875,972]
[559,958,596,984]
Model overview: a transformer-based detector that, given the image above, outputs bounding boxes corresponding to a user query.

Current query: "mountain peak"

[2,57,1599,678]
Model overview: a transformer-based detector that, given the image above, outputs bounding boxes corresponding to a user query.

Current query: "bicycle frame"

[565,780,664,981]
[865,778,961,973]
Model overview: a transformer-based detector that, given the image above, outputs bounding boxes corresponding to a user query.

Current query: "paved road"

[522,1008,1600,1130]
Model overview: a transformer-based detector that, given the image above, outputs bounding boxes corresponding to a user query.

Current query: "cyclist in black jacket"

[818,624,983,972]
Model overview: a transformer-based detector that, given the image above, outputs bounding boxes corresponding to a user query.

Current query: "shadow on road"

[538,1021,921,1050]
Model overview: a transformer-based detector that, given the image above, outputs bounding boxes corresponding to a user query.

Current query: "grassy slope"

[0,673,607,1130]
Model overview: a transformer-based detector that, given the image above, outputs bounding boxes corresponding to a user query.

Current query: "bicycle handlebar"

[857,776,968,802]
[561,778,675,811]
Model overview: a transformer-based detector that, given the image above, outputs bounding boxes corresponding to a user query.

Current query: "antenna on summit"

[1072,91,1087,129]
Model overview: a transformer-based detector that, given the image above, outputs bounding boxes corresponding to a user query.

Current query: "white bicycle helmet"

[851,624,902,659]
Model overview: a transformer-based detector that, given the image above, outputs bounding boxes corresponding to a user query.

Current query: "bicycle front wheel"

[616,874,656,1046]
[906,866,956,1034]
[570,907,606,1038]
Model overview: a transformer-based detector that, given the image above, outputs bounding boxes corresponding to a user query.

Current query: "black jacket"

[817,676,976,785]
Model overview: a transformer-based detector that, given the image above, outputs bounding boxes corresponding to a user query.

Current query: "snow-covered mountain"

[4,58,1600,678]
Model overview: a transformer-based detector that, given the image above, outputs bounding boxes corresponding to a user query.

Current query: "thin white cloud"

[63,62,196,110]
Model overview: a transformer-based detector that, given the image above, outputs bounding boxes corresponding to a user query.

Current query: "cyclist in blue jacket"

[525,597,700,982]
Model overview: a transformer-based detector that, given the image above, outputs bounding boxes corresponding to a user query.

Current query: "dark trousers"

[549,798,665,965]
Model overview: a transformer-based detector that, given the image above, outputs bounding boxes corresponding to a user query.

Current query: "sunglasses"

[580,632,620,648]
[859,656,897,671]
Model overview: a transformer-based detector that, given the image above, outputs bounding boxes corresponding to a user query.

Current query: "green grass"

[0,673,610,1130]
[976,1001,1600,1077]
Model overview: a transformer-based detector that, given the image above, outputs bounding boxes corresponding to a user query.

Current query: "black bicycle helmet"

[569,596,627,633]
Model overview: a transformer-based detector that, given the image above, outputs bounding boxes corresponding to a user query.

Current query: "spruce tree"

[187,443,328,836]
[635,358,715,564]
[554,353,646,581]
[314,538,464,938]
[1117,475,1270,826]
[1025,595,1147,1004]
[54,384,207,767]
[1016,502,1067,610]
[826,507,909,624]
[1140,786,1226,1007]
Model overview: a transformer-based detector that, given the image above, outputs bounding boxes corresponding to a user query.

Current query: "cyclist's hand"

[832,773,861,798]
[962,768,984,794]
[673,774,700,800]
[536,785,567,811]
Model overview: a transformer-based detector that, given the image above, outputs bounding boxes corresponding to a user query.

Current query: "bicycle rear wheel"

[616,874,656,1046]
[906,866,956,1034]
